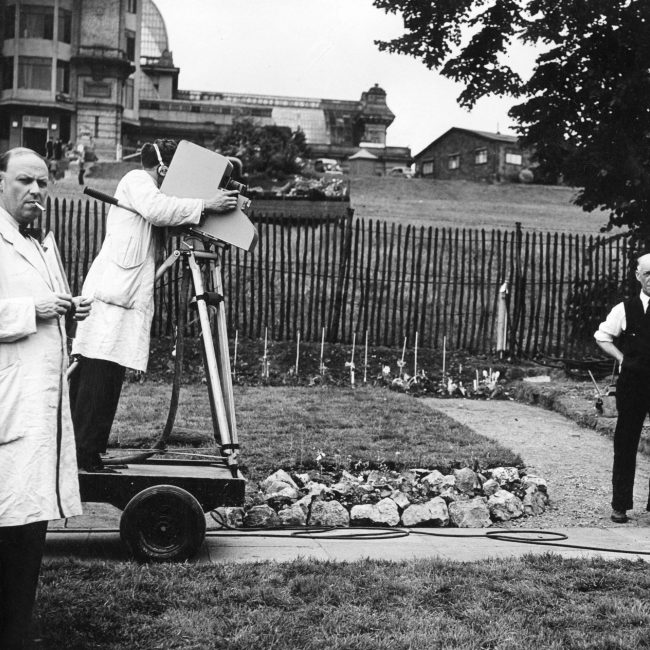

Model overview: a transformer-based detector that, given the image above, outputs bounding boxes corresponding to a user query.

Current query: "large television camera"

[84,140,257,252]
[160,140,257,252]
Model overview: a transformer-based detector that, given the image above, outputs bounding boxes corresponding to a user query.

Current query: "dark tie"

[18,225,42,240]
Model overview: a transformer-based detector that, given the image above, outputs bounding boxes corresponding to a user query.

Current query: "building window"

[126,30,136,61]
[505,152,522,165]
[475,148,487,165]
[422,160,434,176]
[124,77,134,110]
[127,0,137,13]
[4,5,16,39]
[18,56,52,90]
[1,57,14,90]
[448,154,460,170]
[58,9,71,44]
[56,61,69,94]
[19,5,54,39]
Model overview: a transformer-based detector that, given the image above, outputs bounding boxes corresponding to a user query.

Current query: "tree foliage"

[374,0,650,233]
[213,118,309,178]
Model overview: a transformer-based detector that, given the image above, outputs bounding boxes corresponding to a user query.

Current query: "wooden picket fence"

[37,197,636,358]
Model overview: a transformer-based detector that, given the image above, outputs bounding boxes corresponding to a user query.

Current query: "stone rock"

[295,495,313,512]
[448,498,491,528]
[454,467,478,494]
[488,489,524,521]
[366,470,390,486]
[211,506,244,529]
[265,492,296,510]
[350,498,400,527]
[523,487,548,516]
[309,499,350,527]
[305,481,331,497]
[278,503,308,526]
[331,480,356,497]
[522,474,548,493]
[244,504,280,528]
[421,470,445,493]
[489,467,520,486]
[401,497,449,527]
[266,486,300,501]
[438,487,459,503]
[390,490,411,510]
[482,478,500,497]
[261,469,298,491]
[441,474,456,490]
[341,470,361,483]
[294,472,311,487]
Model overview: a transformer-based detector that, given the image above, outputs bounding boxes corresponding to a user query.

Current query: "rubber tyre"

[120,485,206,563]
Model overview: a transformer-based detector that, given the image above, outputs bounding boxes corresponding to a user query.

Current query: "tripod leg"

[187,252,237,471]
[211,259,238,449]
[156,269,191,449]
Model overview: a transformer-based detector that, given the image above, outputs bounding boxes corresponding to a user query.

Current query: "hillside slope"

[350,177,616,234]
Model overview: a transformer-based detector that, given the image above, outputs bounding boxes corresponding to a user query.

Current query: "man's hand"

[72,296,93,321]
[204,189,239,216]
[35,292,72,320]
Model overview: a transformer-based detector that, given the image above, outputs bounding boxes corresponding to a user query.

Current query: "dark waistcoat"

[620,297,650,375]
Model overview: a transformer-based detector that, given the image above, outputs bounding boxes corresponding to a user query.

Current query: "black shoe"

[611,509,628,523]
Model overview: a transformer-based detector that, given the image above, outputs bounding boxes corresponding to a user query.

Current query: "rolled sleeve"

[594,302,625,343]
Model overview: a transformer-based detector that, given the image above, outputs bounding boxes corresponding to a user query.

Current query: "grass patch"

[111,384,521,480]
[36,555,650,649]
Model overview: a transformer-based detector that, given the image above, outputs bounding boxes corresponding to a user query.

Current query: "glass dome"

[140,0,170,61]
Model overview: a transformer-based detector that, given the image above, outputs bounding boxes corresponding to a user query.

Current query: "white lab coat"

[72,170,203,371]
[0,208,82,526]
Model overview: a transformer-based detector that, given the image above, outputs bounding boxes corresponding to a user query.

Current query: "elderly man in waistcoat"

[595,253,650,523]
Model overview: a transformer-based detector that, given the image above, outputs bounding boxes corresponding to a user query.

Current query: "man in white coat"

[70,139,238,470]
[0,147,91,649]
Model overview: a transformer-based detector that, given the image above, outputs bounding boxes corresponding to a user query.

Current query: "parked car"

[388,166,414,178]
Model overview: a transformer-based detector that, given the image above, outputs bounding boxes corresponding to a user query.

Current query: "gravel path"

[423,398,650,528]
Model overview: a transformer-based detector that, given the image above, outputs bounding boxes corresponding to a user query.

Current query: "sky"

[152,0,535,155]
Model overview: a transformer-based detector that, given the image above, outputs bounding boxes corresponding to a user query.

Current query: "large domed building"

[0,0,411,171]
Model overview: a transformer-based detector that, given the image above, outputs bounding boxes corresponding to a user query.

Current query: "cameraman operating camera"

[70,139,238,471]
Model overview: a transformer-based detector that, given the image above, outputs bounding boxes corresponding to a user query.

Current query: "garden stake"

[233,329,238,380]
[262,327,269,379]
[346,333,356,386]
[414,331,419,379]
[363,330,368,384]
[295,332,300,375]
[319,327,326,376]
[398,336,407,378]
[442,335,446,377]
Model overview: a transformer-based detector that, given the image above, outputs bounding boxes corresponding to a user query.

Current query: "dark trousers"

[0,521,48,650]
[612,370,650,511]
[69,356,126,467]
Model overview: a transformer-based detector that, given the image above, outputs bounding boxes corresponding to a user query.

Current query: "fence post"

[328,207,354,342]
[510,221,525,355]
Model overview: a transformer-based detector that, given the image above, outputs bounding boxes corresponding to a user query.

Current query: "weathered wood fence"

[37,197,635,357]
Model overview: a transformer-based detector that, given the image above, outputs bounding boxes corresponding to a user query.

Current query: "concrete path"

[44,399,650,564]
[44,525,650,563]
[424,398,650,528]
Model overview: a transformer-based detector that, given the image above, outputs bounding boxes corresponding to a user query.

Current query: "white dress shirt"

[594,292,650,343]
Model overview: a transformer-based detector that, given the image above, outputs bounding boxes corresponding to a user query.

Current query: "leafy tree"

[214,118,309,178]
[373,0,650,234]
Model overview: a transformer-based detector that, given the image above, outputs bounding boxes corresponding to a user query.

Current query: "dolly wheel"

[120,485,206,562]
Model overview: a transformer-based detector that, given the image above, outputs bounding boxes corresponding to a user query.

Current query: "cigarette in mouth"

[34,202,45,211]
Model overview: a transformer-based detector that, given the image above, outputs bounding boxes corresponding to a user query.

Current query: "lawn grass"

[36,555,650,649]
[111,384,522,480]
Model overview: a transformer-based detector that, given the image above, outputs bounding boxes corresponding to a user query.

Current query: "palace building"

[0,0,411,170]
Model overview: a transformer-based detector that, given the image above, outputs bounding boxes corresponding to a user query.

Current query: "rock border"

[214,466,549,530]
